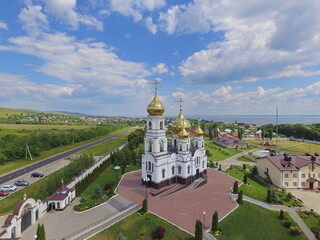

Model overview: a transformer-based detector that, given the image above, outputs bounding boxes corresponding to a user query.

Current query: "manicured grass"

[74,164,140,212]
[236,156,253,162]
[205,141,241,162]
[78,130,131,156]
[298,211,320,238]
[0,127,131,175]
[217,202,308,240]
[90,212,193,240]
[245,140,320,154]
[226,166,269,202]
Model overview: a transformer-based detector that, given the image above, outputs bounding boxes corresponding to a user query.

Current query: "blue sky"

[0,0,320,116]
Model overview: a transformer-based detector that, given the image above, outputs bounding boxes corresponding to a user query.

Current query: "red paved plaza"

[117,168,238,235]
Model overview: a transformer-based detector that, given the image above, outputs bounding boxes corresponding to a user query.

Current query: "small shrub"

[299,213,309,219]
[233,181,239,194]
[285,192,293,201]
[151,226,166,239]
[104,183,115,191]
[80,196,86,202]
[289,226,302,235]
[283,221,292,228]
[243,174,247,184]
[279,209,285,220]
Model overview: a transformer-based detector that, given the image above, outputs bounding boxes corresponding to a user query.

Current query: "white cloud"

[108,0,166,22]
[145,17,157,34]
[157,1,320,84]
[18,5,48,36]
[152,63,168,74]
[0,21,8,30]
[41,0,103,31]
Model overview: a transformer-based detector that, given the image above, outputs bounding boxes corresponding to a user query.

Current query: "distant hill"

[0,107,64,117]
[59,111,94,117]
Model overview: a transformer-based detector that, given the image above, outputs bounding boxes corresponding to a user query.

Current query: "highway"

[0,128,132,185]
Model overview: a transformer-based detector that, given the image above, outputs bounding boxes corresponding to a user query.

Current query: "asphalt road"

[0,128,133,185]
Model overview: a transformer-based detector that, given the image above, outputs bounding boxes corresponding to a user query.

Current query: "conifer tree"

[142,198,148,213]
[279,209,285,220]
[243,174,247,184]
[212,211,219,232]
[233,181,239,194]
[195,220,203,240]
[267,188,272,203]
[236,190,243,204]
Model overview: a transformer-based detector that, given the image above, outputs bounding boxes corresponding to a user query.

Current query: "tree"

[141,198,148,213]
[36,224,46,240]
[92,186,102,199]
[267,188,272,203]
[242,164,246,171]
[268,129,273,139]
[152,226,166,239]
[279,209,285,220]
[238,128,243,139]
[194,220,203,240]
[218,164,222,171]
[212,211,219,232]
[214,128,219,138]
[251,166,258,176]
[236,190,243,204]
[233,181,239,194]
[243,174,247,184]
[209,126,213,140]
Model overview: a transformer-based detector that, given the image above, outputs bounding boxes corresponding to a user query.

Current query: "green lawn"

[0,127,131,175]
[90,212,193,240]
[217,202,308,240]
[74,164,140,212]
[298,211,320,238]
[0,123,92,130]
[236,156,253,162]
[226,166,269,202]
[78,130,131,156]
[205,141,241,162]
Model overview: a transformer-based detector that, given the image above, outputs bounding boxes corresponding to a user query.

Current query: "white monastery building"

[141,80,208,189]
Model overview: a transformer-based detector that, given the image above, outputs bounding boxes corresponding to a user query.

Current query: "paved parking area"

[288,189,320,214]
[0,158,70,200]
[117,168,238,234]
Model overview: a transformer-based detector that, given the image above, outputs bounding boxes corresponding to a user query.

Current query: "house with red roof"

[47,180,76,211]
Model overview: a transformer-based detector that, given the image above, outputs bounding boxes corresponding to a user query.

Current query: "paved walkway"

[288,189,320,214]
[19,195,133,240]
[117,169,238,235]
[288,210,317,240]
[219,150,255,171]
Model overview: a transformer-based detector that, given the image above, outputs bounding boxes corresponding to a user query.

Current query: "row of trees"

[0,124,125,164]
[75,129,145,196]
[262,123,320,141]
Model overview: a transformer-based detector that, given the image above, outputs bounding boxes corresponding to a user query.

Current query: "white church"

[141,81,208,189]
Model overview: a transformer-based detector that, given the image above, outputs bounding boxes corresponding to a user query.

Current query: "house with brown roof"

[213,136,248,149]
[256,155,320,189]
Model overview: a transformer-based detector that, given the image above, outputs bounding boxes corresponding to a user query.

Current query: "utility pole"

[276,108,278,149]
[25,143,33,161]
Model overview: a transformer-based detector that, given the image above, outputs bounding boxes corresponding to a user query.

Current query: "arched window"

[174,139,177,148]
[148,161,151,171]
[195,141,198,147]
[202,160,204,168]
[148,121,152,129]
[148,140,152,152]
[146,162,148,170]
[179,144,182,151]
[160,121,163,129]
[178,165,182,174]
[187,165,190,174]
[160,139,164,152]
[162,169,166,178]
[172,166,174,175]
[152,163,154,172]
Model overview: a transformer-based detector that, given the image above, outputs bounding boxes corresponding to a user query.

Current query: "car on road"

[0,190,10,196]
[1,185,17,192]
[14,180,29,186]
[31,172,44,177]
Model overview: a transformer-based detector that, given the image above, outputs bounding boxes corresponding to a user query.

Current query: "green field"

[78,130,131,156]
[0,127,131,175]
[245,140,320,154]
[90,212,193,240]
[298,211,320,238]
[205,141,241,162]
[0,123,91,131]
[236,156,253,162]
[217,202,308,240]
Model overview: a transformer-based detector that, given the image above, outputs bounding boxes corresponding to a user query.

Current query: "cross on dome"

[178,98,184,112]
[154,78,160,94]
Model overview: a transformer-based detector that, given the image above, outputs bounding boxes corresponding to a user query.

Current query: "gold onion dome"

[147,94,165,116]
[178,127,189,140]
[194,122,204,137]
[172,98,191,134]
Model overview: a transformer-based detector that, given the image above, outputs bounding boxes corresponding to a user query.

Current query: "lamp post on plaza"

[203,211,206,232]
[114,165,120,182]
[144,177,150,199]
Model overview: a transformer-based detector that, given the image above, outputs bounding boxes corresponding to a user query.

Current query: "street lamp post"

[143,177,150,199]
[114,165,120,182]
[203,211,206,232]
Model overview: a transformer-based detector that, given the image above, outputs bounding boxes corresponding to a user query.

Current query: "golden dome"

[178,127,189,140]
[147,94,165,116]
[172,98,191,134]
[194,122,204,137]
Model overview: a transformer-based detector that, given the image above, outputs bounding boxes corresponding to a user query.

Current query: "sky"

[0,0,320,117]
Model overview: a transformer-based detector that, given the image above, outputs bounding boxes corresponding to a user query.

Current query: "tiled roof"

[267,155,320,171]
[47,193,69,201]
[214,136,247,145]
